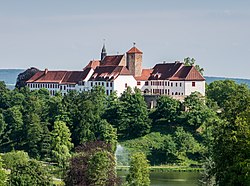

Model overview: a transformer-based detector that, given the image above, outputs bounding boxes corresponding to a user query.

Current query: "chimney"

[44,68,48,75]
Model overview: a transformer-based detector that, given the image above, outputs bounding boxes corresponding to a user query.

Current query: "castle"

[26,44,205,98]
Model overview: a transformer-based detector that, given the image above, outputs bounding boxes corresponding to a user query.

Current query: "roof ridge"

[171,63,184,78]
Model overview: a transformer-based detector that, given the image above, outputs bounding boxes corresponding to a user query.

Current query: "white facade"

[139,80,205,97]
[113,75,137,96]
[184,81,205,96]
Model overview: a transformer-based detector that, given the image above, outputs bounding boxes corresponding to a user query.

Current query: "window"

[168,82,170,86]
[137,81,141,85]
[176,83,178,87]
[192,82,196,87]
[64,86,66,90]
[171,83,173,87]
[125,83,128,88]
[106,90,109,95]
[106,82,109,87]
[102,82,104,86]
[145,81,148,86]
[110,82,113,87]
[165,81,167,86]
[91,82,93,87]
[82,82,85,86]
[180,83,182,87]
[110,90,112,94]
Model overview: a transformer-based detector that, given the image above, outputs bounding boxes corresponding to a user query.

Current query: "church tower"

[101,43,107,61]
[126,43,143,77]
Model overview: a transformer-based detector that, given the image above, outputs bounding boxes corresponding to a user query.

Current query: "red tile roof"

[149,62,183,80]
[170,66,205,81]
[127,47,143,54]
[83,60,100,70]
[27,68,92,84]
[100,55,124,66]
[149,62,205,81]
[135,69,153,81]
[89,66,131,81]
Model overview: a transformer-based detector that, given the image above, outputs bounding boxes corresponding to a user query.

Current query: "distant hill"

[0,69,25,89]
[205,76,250,87]
[0,69,249,89]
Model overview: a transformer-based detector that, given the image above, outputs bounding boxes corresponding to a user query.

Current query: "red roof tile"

[127,47,143,54]
[27,68,91,84]
[135,69,153,81]
[89,66,132,81]
[149,62,184,80]
[100,55,124,66]
[83,60,100,70]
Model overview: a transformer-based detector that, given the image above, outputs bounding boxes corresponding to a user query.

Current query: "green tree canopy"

[51,120,73,168]
[118,87,151,139]
[184,57,204,75]
[64,141,117,186]
[9,159,52,186]
[126,152,150,186]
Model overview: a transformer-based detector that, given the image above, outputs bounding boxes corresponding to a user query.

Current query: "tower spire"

[101,39,107,61]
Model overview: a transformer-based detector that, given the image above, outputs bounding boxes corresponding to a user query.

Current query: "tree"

[184,57,204,75]
[181,92,216,132]
[211,107,250,186]
[2,106,24,151]
[9,159,52,186]
[0,81,10,109]
[123,132,177,165]
[51,121,73,168]
[118,87,151,139]
[64,141,118,186]
[25,113,43,159]
[173,127,203,162]
[15,67,39,89]
[126,152,150,186]
[152,95,181,124]
[2,151,29,170]
[206,80,250,122]
[0,156,7,186]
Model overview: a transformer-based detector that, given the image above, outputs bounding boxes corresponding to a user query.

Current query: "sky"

[0,0,250,79]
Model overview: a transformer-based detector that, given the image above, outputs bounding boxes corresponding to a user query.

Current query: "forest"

[0,79,249,185]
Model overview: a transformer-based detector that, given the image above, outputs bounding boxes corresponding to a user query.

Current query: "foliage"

[151,96,181,124]
[15,67,39,89]
[184,57,204,75]
[211,107,250,186]
[0,156,7,186]
[123,132,177,165]
[173,127,204,162]
[206,80,250,122]
[2,151,29,170]
[116,87,151,139]
[126,152,150,186]
[9,159,52,186]
[180,92,217,132]
[64,141,117,186]
[51,121,73,168]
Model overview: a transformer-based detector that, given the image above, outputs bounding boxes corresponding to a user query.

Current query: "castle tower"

[126,43,143,77]
[101,43,107,61]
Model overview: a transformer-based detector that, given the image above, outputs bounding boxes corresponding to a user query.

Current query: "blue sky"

[0,0,250,78]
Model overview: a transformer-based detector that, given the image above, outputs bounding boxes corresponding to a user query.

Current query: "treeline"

[0,79,249,185]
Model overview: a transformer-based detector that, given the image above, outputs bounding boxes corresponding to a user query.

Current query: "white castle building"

[26,45,205,98]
